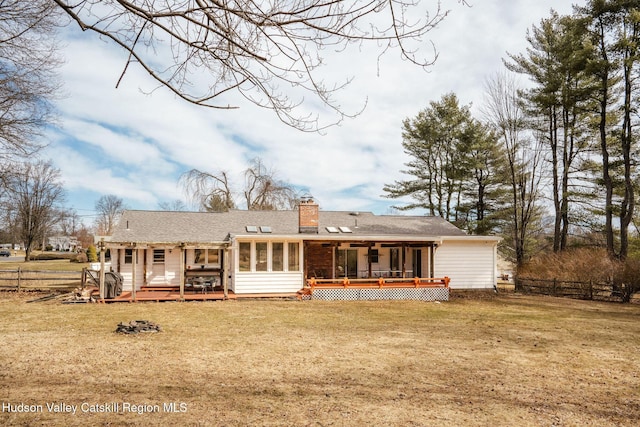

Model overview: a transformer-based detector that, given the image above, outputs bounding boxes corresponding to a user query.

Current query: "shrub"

[32,252,75,261]
[86,245,98,262]
[519,248,640,301]
[616,257,640,301]
[71,252,88,263]
[518,248,616,283]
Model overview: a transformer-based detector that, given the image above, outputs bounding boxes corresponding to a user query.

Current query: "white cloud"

[47,0,579,215]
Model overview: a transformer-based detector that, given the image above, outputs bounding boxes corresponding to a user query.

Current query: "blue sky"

[42,1,577,224]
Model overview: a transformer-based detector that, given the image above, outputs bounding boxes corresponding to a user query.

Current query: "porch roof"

[107,209,483,246]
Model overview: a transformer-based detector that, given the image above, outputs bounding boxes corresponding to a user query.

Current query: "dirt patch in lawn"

[0,292,639,426]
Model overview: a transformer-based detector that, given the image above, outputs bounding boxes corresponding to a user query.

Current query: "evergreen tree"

[506,11,597,252]
[86,245,98,263]
[383,93,507,234]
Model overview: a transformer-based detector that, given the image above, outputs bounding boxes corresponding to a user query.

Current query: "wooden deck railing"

[306,276,450,289]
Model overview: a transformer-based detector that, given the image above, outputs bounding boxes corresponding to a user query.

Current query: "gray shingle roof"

[109,209,467,244]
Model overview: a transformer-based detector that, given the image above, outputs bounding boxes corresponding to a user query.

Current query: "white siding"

[434,240,497,289]
[164,251,181,285]
[234,272,305,294]
[118,249,145,291]
[147,249,181,286]
[231,238,304,294]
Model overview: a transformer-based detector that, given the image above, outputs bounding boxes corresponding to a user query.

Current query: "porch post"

[367,244,372,278]
[303,242,308,282]
[223,246,229,299]
[331,243,336,279]
[131,246,137,301]
[179,244,185,301]
[98,238,105,300]
[401,243,406,278]
[429,243,436,278]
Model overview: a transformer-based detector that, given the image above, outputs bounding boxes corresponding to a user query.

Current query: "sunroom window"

[272,242,284,271]
[239,242,251,272]
[237,241,300,272]
[255,242,268,271]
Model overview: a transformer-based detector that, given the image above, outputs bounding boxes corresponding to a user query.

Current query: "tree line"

[384,1,640,266]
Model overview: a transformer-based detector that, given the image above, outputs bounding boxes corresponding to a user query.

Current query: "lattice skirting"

[310,287,449,301]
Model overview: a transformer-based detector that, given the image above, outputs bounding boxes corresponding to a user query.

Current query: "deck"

[95,277,450,302]
[299,276,450,301]
[104,289,232,302]
[99,286,299,302]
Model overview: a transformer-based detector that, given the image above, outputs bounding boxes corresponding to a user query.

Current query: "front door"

[336,249,358,278]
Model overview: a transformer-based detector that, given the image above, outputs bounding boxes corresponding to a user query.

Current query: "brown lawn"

[0,291,639,426]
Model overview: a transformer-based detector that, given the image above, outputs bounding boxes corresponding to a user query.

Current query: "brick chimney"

[299,196,319,234]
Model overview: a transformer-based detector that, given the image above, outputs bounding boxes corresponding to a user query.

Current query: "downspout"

[493,242,498,292]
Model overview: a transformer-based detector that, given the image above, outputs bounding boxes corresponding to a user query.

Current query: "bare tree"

[94,195,126,235]
[181,157,297,211]
[157,199,188,211]
[0,0,62,161]
[244,158,298,210]
[180,169,236,212]
[58,208,82,236]
[53,0,462,131]
[1,160,65,261]
[482,72,545,266]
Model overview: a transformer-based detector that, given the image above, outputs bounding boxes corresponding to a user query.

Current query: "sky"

[42,0,579,224]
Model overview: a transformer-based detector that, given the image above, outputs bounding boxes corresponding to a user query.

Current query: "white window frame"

[153,249,165,264]
[236,240,301,272]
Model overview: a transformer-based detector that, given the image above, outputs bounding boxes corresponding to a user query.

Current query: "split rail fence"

[0,268,98,291]
[515,277,627,302]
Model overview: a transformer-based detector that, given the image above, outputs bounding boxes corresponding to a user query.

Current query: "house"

[47,236,79,252]
[103,198,500,301]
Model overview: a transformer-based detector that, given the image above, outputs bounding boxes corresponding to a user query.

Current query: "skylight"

[339,226,353,233]
[326,226,339,233]
[246,225,258,233]
[260,226,272,233]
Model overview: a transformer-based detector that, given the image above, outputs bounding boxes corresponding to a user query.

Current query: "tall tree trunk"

[560,103,572,251]
[595,20,615,257]
[619,56,635,260]
[550,105,562,252]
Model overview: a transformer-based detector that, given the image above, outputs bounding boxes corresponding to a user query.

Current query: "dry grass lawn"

[0,291,639,426]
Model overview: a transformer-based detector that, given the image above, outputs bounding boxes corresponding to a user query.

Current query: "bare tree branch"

[180,168,236,211]
[1,160,66,261]
[180,156,298,211]
[0,0,63,161]
[53,0,460,131]
[94,194,126,235]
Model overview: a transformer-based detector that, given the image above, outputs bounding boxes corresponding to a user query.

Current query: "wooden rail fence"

[0,268,98,291]
[515,277,627,302]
